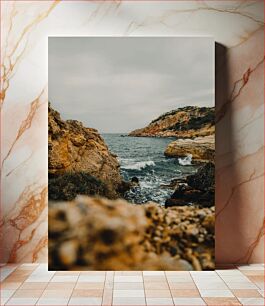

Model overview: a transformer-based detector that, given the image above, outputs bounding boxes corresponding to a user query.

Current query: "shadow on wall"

[215,43,231,264]
[215,42,250,264]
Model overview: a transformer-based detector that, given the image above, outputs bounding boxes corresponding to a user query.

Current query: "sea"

[102,134,199,205]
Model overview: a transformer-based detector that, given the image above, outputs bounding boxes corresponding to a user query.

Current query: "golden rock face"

[48,104,122,194]
[49,196,214,271]
[129,106,215,138]
[164,135,215,161]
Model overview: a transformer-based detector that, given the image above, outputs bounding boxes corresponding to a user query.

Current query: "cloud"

[49,37,214,133]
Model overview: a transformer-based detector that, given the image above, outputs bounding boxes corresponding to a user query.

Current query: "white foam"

[121,160,155,170]
[178,154,193,166]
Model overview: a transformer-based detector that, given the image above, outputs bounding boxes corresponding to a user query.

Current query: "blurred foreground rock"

[49,196,214,271]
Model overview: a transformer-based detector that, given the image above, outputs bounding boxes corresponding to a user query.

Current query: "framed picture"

[48,37,214,271]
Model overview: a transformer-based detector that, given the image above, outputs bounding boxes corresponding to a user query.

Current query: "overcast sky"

[49,37,214,133]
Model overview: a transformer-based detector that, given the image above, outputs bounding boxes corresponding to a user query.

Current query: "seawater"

[102,134,199,205]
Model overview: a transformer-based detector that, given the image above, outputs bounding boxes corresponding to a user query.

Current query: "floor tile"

[173,297,206,305]
[145,290,172,298]
[146,297,174,305]
[258,290,265,297]
[75,282,104,290]
[114,276,143,282]
[216,269,245,276]
[238,297,265,305]
[25,276,54,283]
[80,271,106,276]
[247,275,264,282]
[203,297,242,305]
[6,297,38,305]
[170,289,200,297]
[1,297,10,305]
[255,282,264,290]
[143,271,165,276]
[45,282,76,290]
[50,275,78,282]
[241,270,264,276]
[237,264,264,270]
[0,289,15,299]
[0,282,22,290]
[68,297,102,305]
[225,282,258,289]
[195,282,228,290]
[169,282,197,289]
[167,276,193,283]
[165,271,190,276]
[36,298,69,305]
[19,282,48,290]
[144,282,169,290]
[71,289,103,297]
[102,289,112,306]
[113,289,145,297]
[191,272,217,277]
[55,271,80,276]
[199,289,234,297]
[115,271,142,276]
[12,289,44,298]
[113,282,144,290]
[112,297,146,305]
[78,275,105,282]
[144,276,167,282]
[219,275,250,282]
[232,289,262,298]
[3,275,28,283]
[0,267,18,282]
[40,289,72,298]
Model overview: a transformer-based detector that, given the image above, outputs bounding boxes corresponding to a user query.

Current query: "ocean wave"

[178,154,192,166]
[121,160,156,170]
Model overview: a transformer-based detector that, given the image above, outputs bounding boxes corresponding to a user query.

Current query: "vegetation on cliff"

[129,106,215,138]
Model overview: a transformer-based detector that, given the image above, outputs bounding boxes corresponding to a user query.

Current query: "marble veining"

[0,0,264,263]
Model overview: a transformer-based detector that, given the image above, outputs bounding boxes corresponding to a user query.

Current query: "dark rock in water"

[131,177,139,184]
[187,162,214,191]
[165,162,215,208]
[48,172,112,201]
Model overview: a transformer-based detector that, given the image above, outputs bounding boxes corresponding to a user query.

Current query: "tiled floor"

[0,264,264,305]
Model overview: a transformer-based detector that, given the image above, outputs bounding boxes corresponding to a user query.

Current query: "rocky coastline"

[129,106,215,208]
[129,106,214,139]
[48,104,215,270]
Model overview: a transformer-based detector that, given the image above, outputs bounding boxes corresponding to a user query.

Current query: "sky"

[49,37,214,133]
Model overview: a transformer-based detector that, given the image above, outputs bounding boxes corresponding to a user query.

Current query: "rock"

[48,172,113,201]
[49,196,204,270]
[165,163,215,208]
[131,177,139,184]
[48,104,123,199]
[129,106,214,138]
[164,135,214,162]
[187,162,215,191]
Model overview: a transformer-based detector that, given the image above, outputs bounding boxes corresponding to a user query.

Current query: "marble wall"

[0,1,264,263]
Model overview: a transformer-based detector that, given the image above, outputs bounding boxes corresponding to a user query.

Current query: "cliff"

[164,135,214,162]
[48,104,123,199]
[129,106,215,138]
